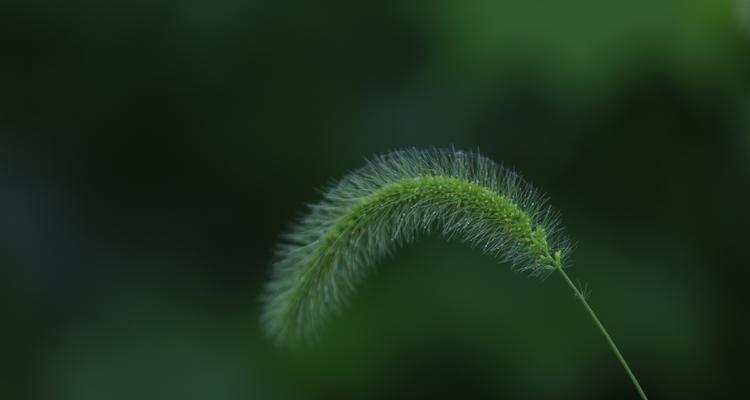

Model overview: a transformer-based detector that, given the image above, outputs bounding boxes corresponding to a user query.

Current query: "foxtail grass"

[262,148,648,399]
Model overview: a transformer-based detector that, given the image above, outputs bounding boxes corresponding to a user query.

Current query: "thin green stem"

[557,267,648,400]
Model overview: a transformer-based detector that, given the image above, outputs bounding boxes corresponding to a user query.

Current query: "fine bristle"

[261,148,571,346]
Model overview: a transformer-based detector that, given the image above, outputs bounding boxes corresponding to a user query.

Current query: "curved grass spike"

[262,148,648,400]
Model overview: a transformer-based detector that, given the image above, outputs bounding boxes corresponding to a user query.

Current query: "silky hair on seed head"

[261,148,571,345]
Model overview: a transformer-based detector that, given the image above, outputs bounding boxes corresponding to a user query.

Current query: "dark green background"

[2,1,749,399]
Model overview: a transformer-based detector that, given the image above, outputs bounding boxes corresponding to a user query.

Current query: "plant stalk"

[557,267,648,400]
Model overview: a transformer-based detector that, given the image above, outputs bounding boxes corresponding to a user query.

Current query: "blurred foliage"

[1,0,749,399]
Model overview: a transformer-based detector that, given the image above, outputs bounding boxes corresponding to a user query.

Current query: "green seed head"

[262,148,570,346]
